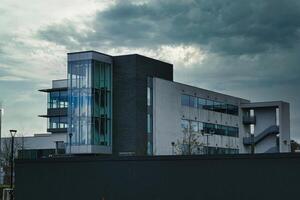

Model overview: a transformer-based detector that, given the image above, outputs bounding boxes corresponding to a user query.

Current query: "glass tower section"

[68,59,112,147]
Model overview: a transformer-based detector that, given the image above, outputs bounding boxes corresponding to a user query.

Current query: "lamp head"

[9,129,17,137]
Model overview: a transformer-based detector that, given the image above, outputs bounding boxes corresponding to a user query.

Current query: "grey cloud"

[38,0,300,54]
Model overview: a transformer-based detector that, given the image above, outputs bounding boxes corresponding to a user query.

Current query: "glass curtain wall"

[92,60,112,146]
[68,59,112,146]
[48,91,68,108]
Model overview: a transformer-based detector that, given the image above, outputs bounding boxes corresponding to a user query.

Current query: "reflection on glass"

[68,59,112,146]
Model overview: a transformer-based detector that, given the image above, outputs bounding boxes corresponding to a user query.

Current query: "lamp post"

[171,142,175,155]
[9,129,17,200]
[69,133,73,154]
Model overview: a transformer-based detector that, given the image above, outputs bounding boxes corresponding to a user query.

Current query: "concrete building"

[150,78,290,155]
[35,50,290,156]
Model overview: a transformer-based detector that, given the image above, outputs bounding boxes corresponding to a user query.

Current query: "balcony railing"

[47,108,68,116]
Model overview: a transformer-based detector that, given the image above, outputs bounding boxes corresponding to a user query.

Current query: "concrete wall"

[15,154,300,200]
[254,107,277,153]
[279,102,290,152]
[241,101,291,153]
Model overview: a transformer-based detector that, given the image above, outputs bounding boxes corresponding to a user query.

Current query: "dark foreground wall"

[15,154,300,200]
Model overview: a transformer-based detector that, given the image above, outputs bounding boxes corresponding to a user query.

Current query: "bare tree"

[0,137,23,185]
[174,127,204,155]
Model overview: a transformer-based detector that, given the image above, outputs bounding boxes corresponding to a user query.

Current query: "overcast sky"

[0,0,299,140]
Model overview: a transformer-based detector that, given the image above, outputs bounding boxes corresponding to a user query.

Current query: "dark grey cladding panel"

[15,154,300,200]
[112,54,173,156]
[68,51,113,63]
[112,55,137,154]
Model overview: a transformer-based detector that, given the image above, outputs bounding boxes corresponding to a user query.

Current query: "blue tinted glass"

[198,98,206,109]
[181,119,189,132]
[205,100,214,110]
[181,95,190,107]
[190,121,198,132]
[189,96,197,108]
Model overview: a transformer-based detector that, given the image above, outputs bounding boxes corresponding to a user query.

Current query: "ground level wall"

[15,153,300,200]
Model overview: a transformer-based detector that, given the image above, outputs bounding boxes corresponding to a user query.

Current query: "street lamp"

[69,133,73,154]
[171,142,175,155]
[9,129,17,200]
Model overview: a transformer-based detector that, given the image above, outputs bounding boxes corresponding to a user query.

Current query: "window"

[49,117,59,129]
[190,121,198,133]
[228,126,239,137]
[147,114,152,134]
[147,87,151,106]
[205,100,214,111]
[203,123,215,134]
[198,98,206,109]
[199,122,204,134]
[48,91,68,109]
[181,119,189,133]
[215,124,225,136]
[213,101,221,112]
[189,96,197,108]
[59,91,68,108]
[49,117,68,129]
[181,95,190,107]
[227,104,239,115]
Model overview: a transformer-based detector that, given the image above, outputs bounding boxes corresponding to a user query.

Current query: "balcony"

[243,115,256,125]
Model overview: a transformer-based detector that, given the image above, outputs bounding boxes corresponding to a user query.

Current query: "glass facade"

[68,59,112,146]
[181,119,239,137]
[48,90,68,108]
[48,116,68,129]
[181,94,239,116]
[180,119,239,154]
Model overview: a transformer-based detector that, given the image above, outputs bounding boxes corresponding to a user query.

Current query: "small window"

[198,98,206,109]
[189,96,197,108]
[181,119,189,133]
[190,121,198,133]
[181,95,190,107]
[205,100,214,111]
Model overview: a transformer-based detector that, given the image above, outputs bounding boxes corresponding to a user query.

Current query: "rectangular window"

[190,121,198,133]
[227,104,239,115]
[147,87,152,106]
[189,96,197,108]
[213,101,221,112]
[181,95,190,107]
[228,126,239,137]
[203,123,215,134]
[205,100,214,111]
[181,119,189,133]
[199,122,204,134]
[147,114,152,134]
[198,98,206,109]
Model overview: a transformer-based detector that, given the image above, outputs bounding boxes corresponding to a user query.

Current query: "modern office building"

[38,50,291,156]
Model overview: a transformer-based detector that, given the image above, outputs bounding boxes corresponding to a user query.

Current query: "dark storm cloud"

[38,0,300,54]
